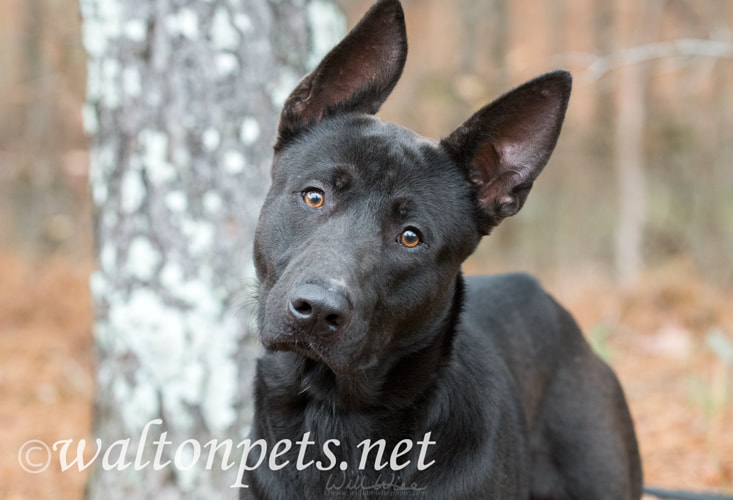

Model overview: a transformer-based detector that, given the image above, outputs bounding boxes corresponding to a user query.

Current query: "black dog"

[242,1,642,498]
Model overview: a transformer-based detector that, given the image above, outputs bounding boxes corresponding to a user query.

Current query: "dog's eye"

[303,189,325,208]
[399,228,421,248]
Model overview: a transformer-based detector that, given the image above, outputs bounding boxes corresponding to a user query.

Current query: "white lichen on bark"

[239,117,260,145]
[306,0,346,68]
[82,0,344,497]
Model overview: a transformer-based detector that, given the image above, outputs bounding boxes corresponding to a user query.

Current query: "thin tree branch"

[553,38,733,83]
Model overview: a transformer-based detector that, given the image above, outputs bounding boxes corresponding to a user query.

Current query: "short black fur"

[242,1,643,498]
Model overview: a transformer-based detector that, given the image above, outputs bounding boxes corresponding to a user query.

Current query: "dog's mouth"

[261,334,374,377]
[263,337,321,360]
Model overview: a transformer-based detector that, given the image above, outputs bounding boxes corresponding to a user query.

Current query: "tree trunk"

[613,0,660,285]
[614,55,646,285]
[80,0,344,498]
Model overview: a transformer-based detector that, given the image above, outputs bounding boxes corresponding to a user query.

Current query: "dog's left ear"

[441,71,572,234]
[275,0,407,149]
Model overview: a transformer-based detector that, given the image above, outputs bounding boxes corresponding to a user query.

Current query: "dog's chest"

[300,399,413,448]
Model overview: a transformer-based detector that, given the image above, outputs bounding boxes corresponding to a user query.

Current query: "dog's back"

[461,274,643,499]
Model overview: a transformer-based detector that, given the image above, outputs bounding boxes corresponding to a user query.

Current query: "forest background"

[0,0,732,498]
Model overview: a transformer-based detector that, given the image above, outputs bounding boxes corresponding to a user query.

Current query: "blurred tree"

[21,0,52,247]
[614,47,647,284]
[489,0,509,92]
[695,0,733,283]
[79,0,344,498]
[614,0,661,285]
[548,0,567,65]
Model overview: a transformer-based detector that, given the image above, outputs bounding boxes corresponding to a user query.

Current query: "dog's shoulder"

[465,272,543,295]
[463,272,553,321]
[460,272,586,357]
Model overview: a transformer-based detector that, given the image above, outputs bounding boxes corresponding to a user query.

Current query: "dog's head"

[253,0,571,378]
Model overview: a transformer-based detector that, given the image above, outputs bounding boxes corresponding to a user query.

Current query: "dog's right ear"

[275,0,407,150]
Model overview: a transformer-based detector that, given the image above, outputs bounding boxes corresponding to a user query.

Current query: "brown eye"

[400,228,421,248]
[303,189,324,208]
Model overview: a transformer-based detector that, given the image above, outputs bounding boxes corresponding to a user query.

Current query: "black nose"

[288,283,352,337]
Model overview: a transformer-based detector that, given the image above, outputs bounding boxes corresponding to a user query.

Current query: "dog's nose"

[288,283,352,337]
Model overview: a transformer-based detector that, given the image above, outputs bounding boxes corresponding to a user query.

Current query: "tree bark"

[80,0,344,498]
[613,0,661,285]
[614,53,646,285]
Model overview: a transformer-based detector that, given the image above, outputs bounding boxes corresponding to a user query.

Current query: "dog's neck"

[259,274,465,415]
[370,273,464,409]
